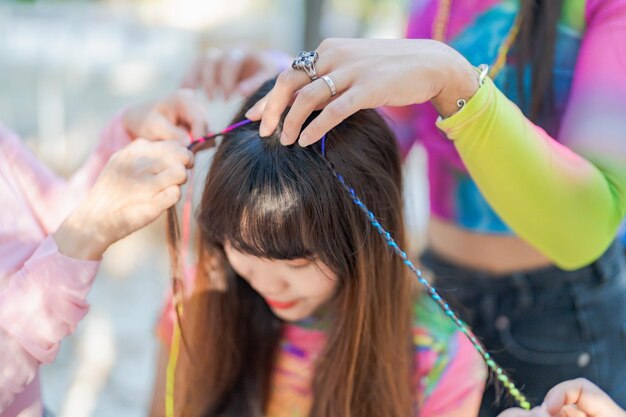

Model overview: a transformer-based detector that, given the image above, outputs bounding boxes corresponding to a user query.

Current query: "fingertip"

[298,128,320,147]
[298,135,310,147]
[191,122,207,140]
[186,149,195,164]
[259,119,272,137]
[168,191,182,208]
[542,392,564,416]
[245,106,260,121]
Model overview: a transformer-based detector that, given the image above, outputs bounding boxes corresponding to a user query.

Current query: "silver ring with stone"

[321,75,337,97]
[292,50,319,81]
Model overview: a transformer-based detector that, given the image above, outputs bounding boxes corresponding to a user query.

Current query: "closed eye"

[286,259,313,269]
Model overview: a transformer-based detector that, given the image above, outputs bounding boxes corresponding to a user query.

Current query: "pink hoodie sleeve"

[0,114,131,411]
[0,236,99,410]
[6,112,132,233]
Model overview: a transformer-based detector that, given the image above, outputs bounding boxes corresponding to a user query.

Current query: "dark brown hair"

[169,79,416,417]
[516,0,564,121]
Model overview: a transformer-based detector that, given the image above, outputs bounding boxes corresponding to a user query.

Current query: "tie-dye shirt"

[391,0,626,265]
[158,295,486,416]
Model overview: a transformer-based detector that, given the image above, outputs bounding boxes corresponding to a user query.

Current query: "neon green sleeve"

[436,75,626,270]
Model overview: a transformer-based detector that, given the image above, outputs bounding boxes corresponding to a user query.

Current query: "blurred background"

[0,0,426,416]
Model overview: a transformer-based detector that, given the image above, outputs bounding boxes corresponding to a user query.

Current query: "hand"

[498,379,626,417]
[498,406,549,417]
[54,139,194,260]
[123,89,209,144]
[244,38,480,147]
[543,378,625,417]
[182,48,291,100]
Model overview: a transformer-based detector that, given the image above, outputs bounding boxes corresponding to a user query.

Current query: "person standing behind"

[0,89,207,417]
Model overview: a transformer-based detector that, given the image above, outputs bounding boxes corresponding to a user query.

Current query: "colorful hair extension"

[320,134,531,410]
[187,119,253,150]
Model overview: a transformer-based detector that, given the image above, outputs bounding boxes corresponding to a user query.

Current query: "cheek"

[291,267,338,301]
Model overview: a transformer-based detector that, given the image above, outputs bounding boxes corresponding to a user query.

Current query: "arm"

[0,236,99,410]
[7,88,209,234]
[4,114,132,234]
[436,0,626,269]
[0,138,194,410]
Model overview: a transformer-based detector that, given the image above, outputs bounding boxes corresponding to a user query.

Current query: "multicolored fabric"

[158,295,486,416]
[390,0,626,255]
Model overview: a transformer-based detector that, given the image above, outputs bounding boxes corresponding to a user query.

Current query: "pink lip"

[265,298,297,309]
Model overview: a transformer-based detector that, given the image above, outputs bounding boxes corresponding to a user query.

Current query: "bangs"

[224,181,317,259]
[198,129,334,261]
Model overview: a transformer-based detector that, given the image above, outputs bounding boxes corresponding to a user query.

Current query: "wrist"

[431,55,481,118]
[53,208,110,260]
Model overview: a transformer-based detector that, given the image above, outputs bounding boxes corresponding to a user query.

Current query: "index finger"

[170,89,209,139]
[248,68,310,137]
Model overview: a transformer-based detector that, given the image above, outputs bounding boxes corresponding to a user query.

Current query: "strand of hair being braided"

[319,135,531,411]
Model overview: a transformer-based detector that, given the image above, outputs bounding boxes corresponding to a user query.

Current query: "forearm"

[435,77,625,269]
[0,236,99,409]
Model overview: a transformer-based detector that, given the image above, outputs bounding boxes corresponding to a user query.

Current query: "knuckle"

[282,118,298,136]
[326,101,347,119]
[172,165,188,183]
[298,84,318,101]
[276,69,298,87]
[175,147,191,162]
[319,38,336,50]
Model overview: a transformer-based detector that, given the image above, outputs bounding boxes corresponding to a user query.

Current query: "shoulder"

[412,293,459,353]
[411,295,487,411]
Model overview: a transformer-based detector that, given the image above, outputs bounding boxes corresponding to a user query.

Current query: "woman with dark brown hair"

[236,1,626,416]
[151,79,487,417]
[163,1,626,415]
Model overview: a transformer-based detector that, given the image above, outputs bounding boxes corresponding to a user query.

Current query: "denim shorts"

[420,241,626,416]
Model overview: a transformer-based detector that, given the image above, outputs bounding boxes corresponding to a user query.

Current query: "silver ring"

[321,75,337,97]
[292,50,319,81]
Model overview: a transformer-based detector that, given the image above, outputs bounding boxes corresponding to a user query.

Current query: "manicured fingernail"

[280,132,289,145]
[299,135,309,147]
[245,107,259,120]
[259,120,271,137]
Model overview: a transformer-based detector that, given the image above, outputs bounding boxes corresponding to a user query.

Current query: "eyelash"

[287,261,311,269]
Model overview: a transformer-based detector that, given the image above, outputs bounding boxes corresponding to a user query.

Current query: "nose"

[248,271,288,296]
